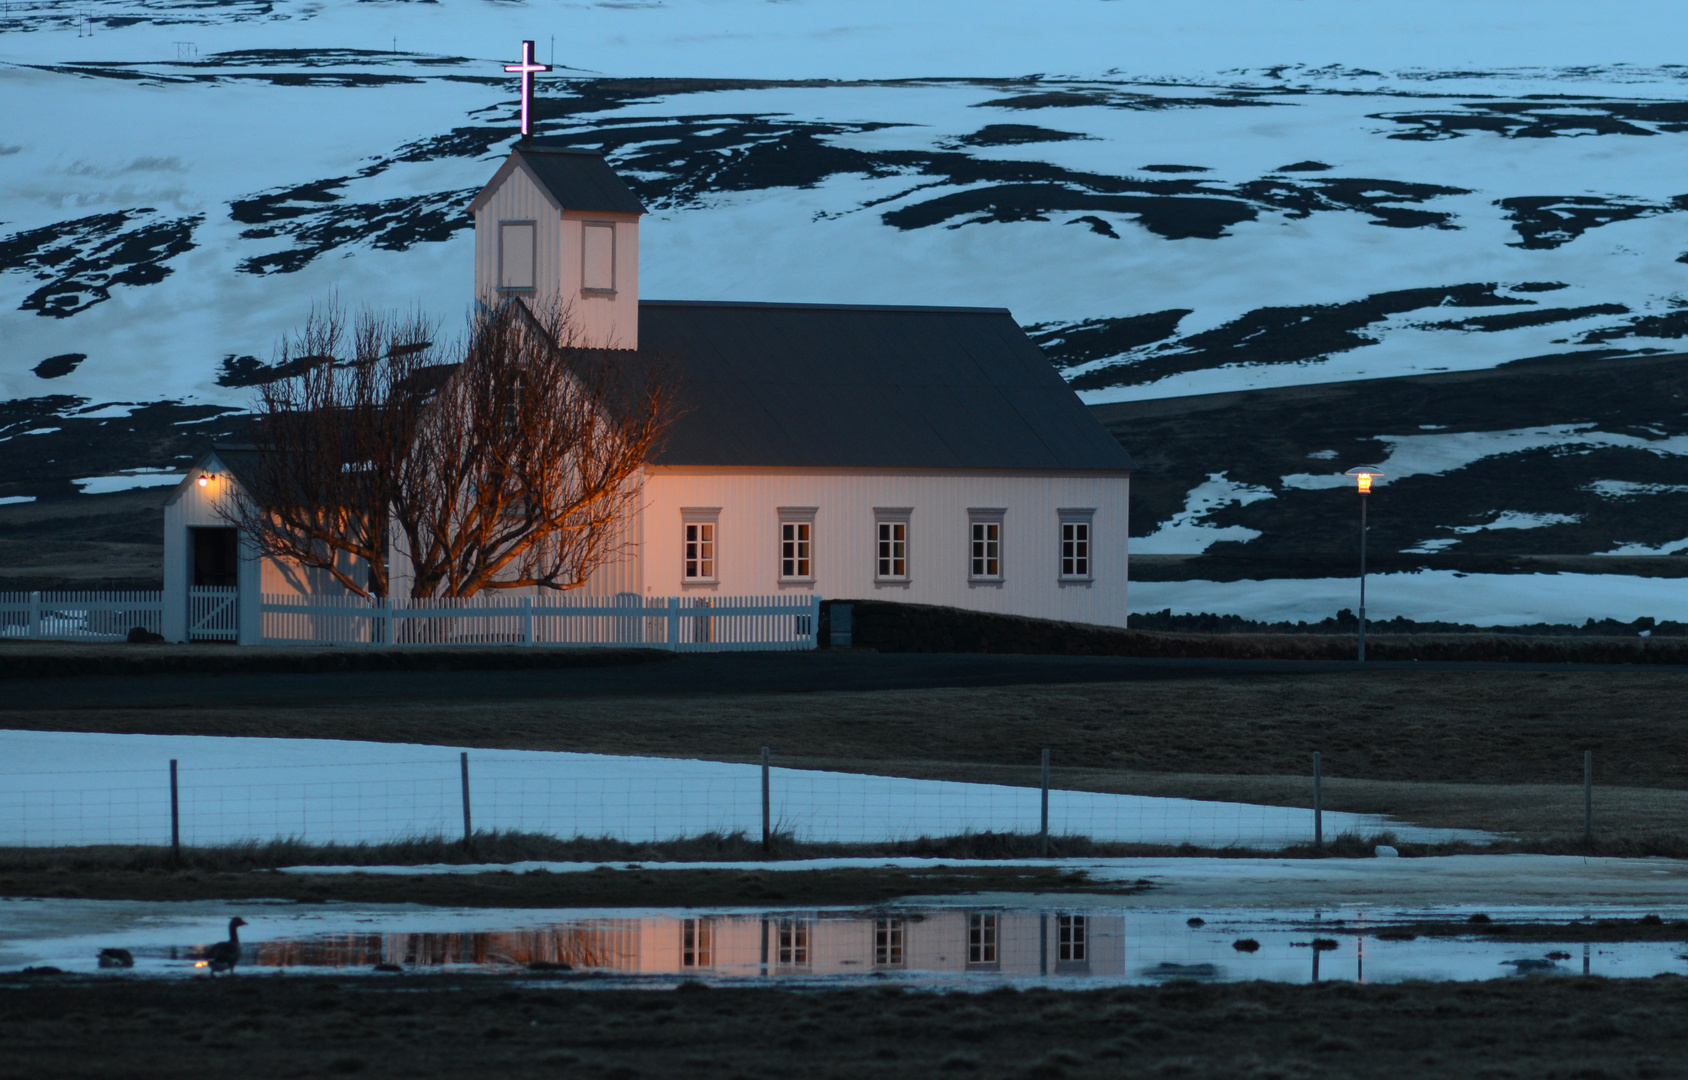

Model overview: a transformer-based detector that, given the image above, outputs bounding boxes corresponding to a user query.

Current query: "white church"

[163,55,1134,645]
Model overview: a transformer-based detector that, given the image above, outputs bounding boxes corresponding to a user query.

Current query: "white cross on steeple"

[504,39,551,140]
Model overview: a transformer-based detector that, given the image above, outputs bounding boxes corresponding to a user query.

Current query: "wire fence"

[0,745,1486,852]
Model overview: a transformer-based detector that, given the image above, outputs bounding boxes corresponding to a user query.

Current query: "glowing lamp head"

[1344,465,1384,494]
[196,474,209,488]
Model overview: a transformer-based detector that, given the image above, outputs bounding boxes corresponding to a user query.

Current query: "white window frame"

[497,220,536,293]
[966,912,999,969]
[1057,914,1087,964]
[682,917,713,968]
[777,918,810,968]
[969,508,1005,582]
[682,509,720,584]
[581,220,616,295]
[1059,509,1094,582]
[778,507,816,583]
[874,918,905,968]
[875,508,911,584]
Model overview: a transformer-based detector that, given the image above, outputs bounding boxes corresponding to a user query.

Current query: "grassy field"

[4,974,1688,1080]
[9,663,1688,842]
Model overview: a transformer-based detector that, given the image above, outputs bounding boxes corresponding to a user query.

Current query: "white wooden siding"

[558,213,639,348]
[473,165,560,313]
[630,468,1131,627]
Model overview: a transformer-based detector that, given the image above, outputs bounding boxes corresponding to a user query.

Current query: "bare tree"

[231,298,676,601]
[224,301,441,599]
[395,301,677,598]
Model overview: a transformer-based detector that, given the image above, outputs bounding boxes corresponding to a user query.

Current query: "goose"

[97,948,134,969]
[204,917,247,975]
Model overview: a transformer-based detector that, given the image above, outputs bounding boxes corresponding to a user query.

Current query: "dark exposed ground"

[1094,350,1688,577]
[4,974,1688,1080]
[7,653,1682,788]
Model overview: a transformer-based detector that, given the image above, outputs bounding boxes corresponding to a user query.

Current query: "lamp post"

[1343,466,1384,661]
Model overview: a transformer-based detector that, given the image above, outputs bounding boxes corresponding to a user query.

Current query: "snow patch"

[72,405,142,420]
[0,730,1481,849]
[1587,479,1688,499]
[1132,471,1274,554]
[73,471,186,494]
[1130,570,1688,626]
[1598,537,1688,556]
[1450,511,1582,533]
[1282,425,1688,490]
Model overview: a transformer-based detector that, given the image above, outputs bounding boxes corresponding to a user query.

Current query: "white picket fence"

[0,591,164,642]
[1,589,819,651]
[260,592,819,651]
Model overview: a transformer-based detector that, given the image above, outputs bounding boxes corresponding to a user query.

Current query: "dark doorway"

[191,527,240,588]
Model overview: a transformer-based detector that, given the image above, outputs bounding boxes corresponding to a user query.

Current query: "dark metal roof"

[638,300,1135,471]
[512,145,646,215]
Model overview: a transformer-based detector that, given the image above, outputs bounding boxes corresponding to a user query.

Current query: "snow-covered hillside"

[4,0,1688,622]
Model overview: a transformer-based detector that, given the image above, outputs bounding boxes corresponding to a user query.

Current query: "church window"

[966,913,998,968]
[582,221,615,292]
[969,510,1004,581]
[682,510,719,581]
[1057,915,1086,963]
[778,508,816,582]
[498,222,535,291]
[875,510,910,581]
[777,918,810,967]
[682,918,713,968]
[875,918,905,967]
[1060,511,1093,580]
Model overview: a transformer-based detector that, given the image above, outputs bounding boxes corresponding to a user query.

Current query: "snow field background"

[8,0,1688,620]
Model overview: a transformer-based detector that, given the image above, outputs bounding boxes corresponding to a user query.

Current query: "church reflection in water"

[251,910,1125,978]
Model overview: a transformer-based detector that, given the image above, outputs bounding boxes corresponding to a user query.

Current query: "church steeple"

[465,44,644,349]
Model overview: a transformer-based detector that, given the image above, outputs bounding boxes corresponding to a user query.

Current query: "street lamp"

[1343,466,1384,661]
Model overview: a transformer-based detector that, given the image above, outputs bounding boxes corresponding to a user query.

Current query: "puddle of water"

[5,901,1687,987]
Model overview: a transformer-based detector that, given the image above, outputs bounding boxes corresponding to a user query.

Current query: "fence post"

[1313,751,1323,848]
[460,752,473,851]
[1040,748,1050,856]
[761,746,771,853]
[522,596,533,646]
[668,596,681,651]
[169,759,181,865]
[28,590,40,639]
[1584,749,1593,845]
